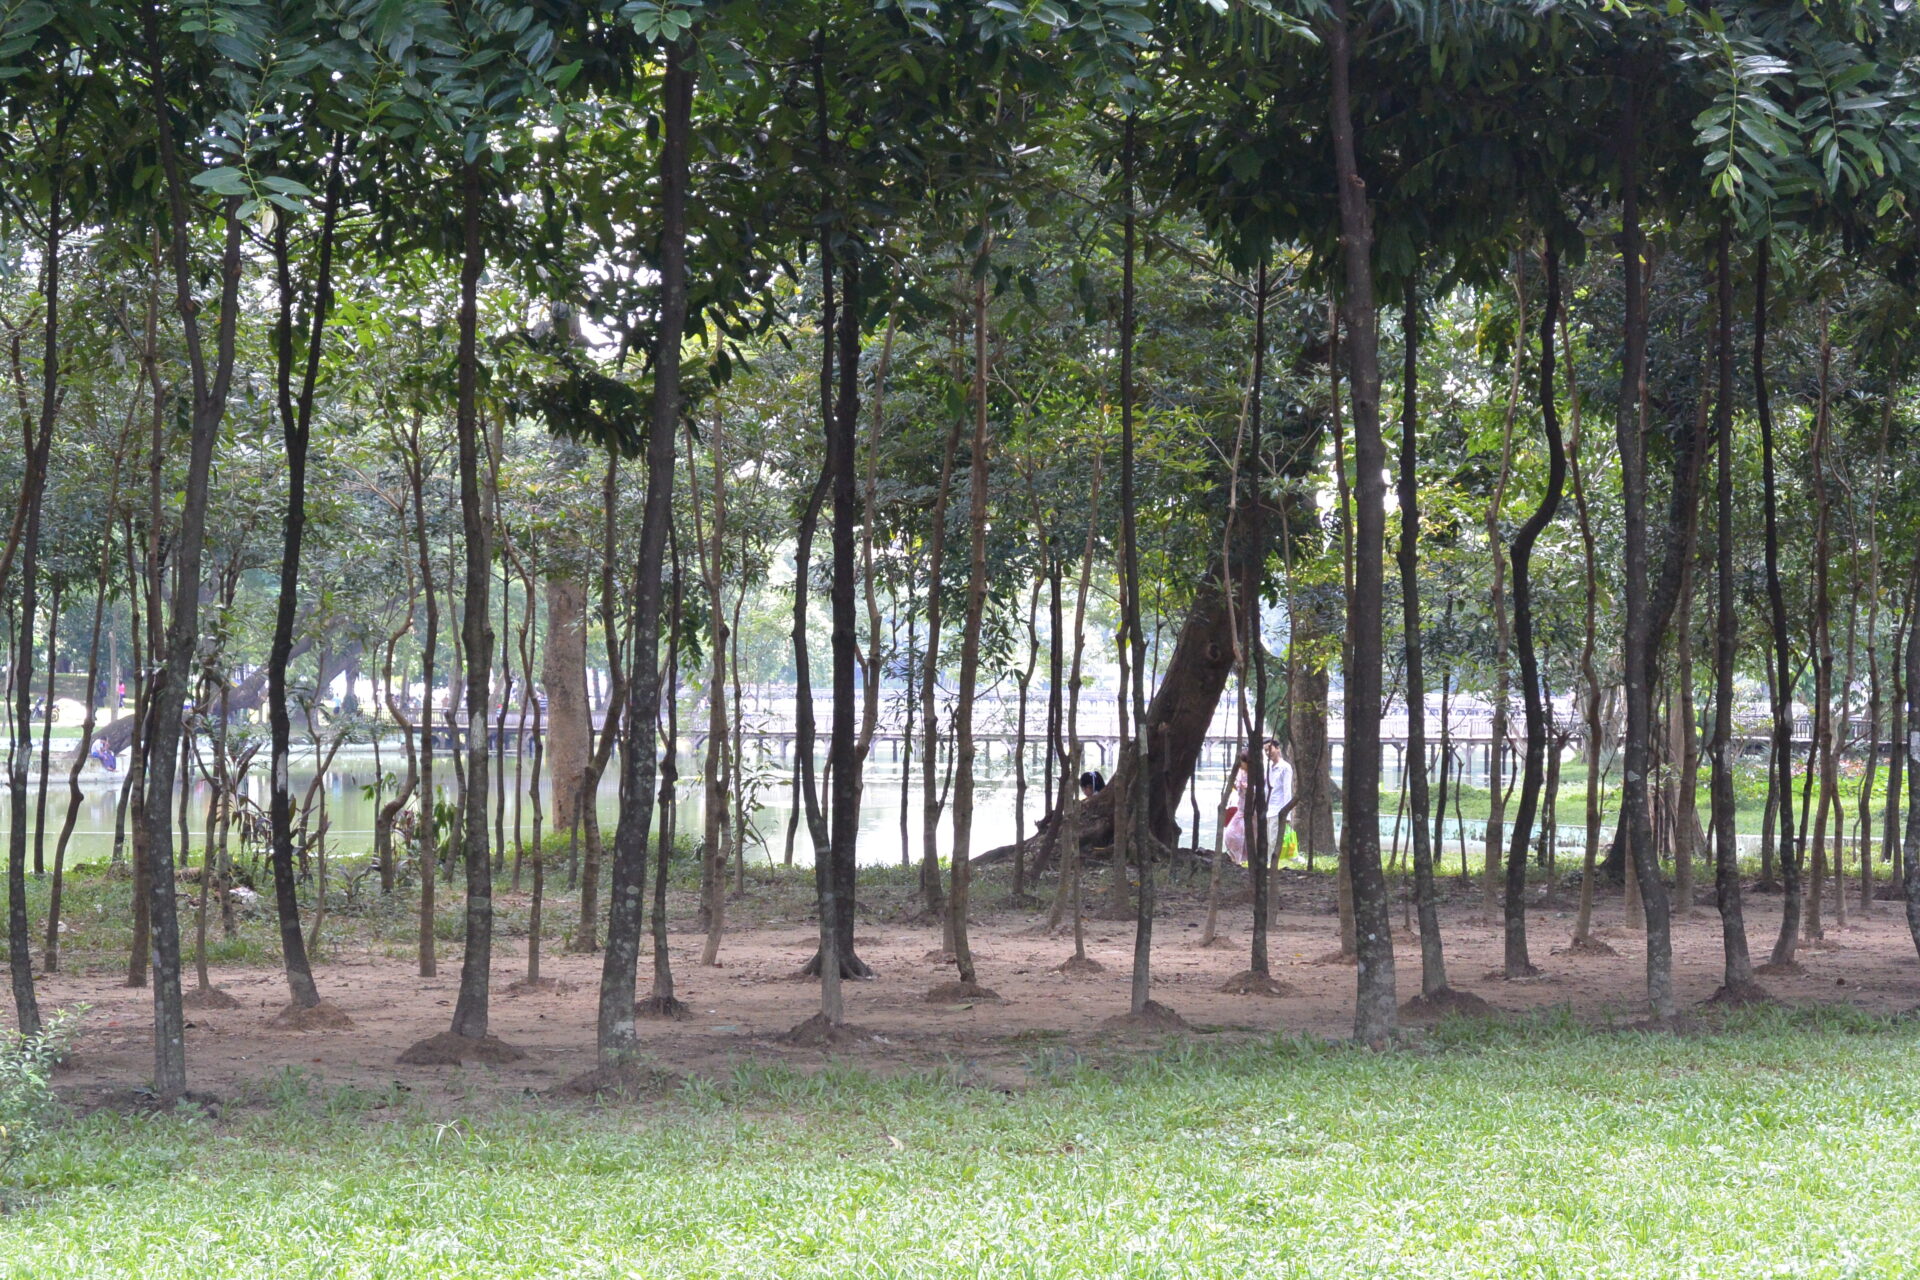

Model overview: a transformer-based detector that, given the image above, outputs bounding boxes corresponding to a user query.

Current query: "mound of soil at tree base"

[1398,986,1497,1021]
[1554,937,1618,957]
[1100,1000,1191,1034]
[1053,955,1106,976]
[1218,970,1293,998]
[1194,933,1237,950]
[506,976,576,997]
[921,949,957,965]
[923,981,1002,1004]
[181,986,242,1011]
[1701,979,1775,1008]
[1753,959,1805,978]
[634,994,693,1021]
[264,999,354,1031]
[778,1013,873,1048]
[396,1031,527,1066]
[557,1063,680,1100]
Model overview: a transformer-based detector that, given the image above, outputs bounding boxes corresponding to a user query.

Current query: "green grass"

[5,1008,1920,1277]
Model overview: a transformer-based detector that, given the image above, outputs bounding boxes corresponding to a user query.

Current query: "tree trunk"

[1708,224,1752,990]
[1755,246,1800,967]
[597,43,689,1061]
[1612,80,1673,1018]
[144,18,250,1091]
[265,164,343,1011]
[1397,288,1447,995]
[572,455,625,952]
[693,415,730,969]
[1327,3,1396,1041]
[1483,264,1526,917]
[948,226,995,992]
[446,160,498,1044]
[1503,246,1565,980]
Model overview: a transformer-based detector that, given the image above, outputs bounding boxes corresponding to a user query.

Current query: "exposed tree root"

[798,949,875,980]
[634,994,693,1020]
[1555,936,1617,957]
[1053,955,1106,976]
[1702,980,1775,1007]
[1753,959,1805,977]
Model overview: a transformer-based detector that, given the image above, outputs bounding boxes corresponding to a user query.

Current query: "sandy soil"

[28,872,1920,1104]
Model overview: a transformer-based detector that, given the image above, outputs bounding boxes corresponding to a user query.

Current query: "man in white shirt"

[1263,738,1294,863]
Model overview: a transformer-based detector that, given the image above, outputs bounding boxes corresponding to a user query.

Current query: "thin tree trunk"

[1611,81,1674,1017]
[1757,246,1800,968]
[1503,246,1565,979]
[47,423,127,971]
[144,14,251,1090]
[597,41,689,1061]
[448,159,497,1044]
[1484,262,1527,917]
[1708,224,1752,990]
[691,416,731,969]
[1327,3,1397,1041]
[1803,309,1836,948]
[266,164,343,1011]
[1398,286,1448,995]
[648,531,685,1008]
[572,455,624,951]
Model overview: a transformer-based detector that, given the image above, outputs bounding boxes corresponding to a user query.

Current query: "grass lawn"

[5,1007,1919,1278]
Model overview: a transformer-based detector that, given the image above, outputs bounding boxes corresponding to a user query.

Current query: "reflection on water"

[1,738,1625,870]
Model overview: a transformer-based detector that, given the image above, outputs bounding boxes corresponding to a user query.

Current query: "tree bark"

[447,159,497,1044]
[1612,82,1674,1017]
[1398,287,1448,995]
[1709,224,1752,989]
[1503,246,1565,980]
[265,150,343,1010]
[144,9,249,1091]
[1327,3,1396,1041]
[597,41,689,1061]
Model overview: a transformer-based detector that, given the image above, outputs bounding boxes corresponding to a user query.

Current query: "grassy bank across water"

[6,1006,1919,1278]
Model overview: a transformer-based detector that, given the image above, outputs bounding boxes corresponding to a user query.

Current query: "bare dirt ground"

[30,870,1920,1104]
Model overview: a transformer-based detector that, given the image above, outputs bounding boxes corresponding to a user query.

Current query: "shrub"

[0,1007,83,1175]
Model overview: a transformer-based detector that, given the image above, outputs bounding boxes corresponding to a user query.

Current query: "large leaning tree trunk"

[1327,1,1396,1043]
[1502,245,1565,980]
[596,39,691,1064]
